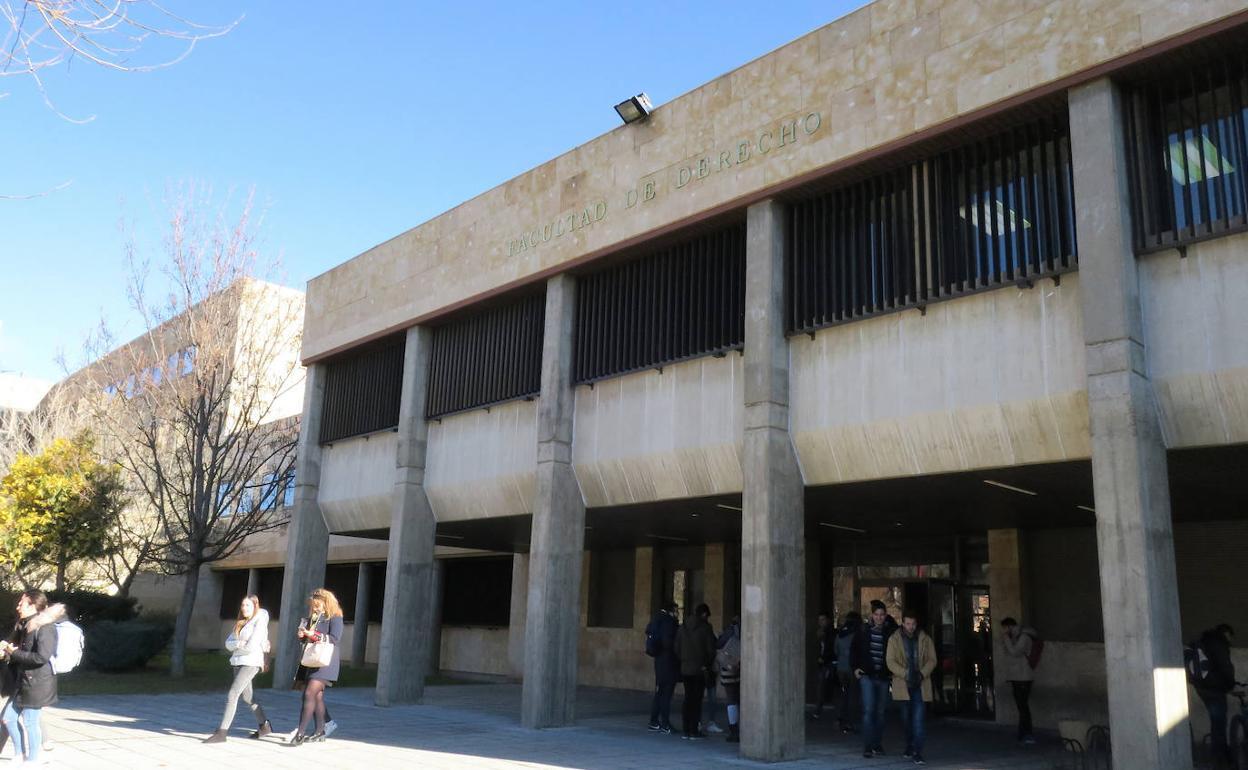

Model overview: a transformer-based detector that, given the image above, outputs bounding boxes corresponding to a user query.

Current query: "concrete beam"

[1069,77,1191,770]
[375,326,439,706]
[741,199,806,761]
[273,363,330,687]
[352,562,371,668]
[521,274,587,728]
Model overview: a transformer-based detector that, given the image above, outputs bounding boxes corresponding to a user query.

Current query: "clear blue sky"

[0,1,863,381]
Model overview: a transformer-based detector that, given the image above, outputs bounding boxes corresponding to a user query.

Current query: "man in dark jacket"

[834,611,863,733]
[850,600,898,758]
[1194,624,1236,765]
[676,603,717,739]
[0,589,62,765]
[647,602,680,733]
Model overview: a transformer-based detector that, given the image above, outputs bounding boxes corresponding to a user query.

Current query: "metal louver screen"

[788,111,1077,334]
[318,335,405,444]
[425,293,545,419]
[1124,53,1248,253]
[573,222,746,384]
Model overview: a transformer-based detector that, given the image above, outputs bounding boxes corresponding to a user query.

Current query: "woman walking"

[0,589,64,766]
[289,588,343,746]
[203,594,273,743]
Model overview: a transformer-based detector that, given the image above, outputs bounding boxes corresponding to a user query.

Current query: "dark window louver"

[318,336,405,444]
[1124,53,1248,253]
[425,293,545,419]
[574,222,746,384]
[787,111,1077,334]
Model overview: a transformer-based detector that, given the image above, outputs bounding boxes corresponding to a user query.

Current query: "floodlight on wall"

[614,93,653,124]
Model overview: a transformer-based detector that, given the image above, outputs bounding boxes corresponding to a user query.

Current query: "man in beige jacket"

[886,609,937,766]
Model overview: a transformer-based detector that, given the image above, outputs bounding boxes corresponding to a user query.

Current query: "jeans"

[1011,680,1034,739]
[681,674,706,736]
[1,699,41,763]
[649,680,675,728]
[902,686,926,755]
[1200,691,1229,761]
[220,665,267,730]
[859,676,891,751]
[837,669,860,728]
[814,664,835,713]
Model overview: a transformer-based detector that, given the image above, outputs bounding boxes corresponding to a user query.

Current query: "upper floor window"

[319,334,405,444]
[1124,52,1248,252]
[426,292,544,419]
[787,108,1076,333]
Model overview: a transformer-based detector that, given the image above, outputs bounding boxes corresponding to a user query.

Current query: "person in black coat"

[1194,624,1237,765]
[0,589,63,765]
[647,602,680,733]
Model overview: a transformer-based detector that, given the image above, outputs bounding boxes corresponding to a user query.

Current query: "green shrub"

[83,619,173,671]
[50,590,139,625]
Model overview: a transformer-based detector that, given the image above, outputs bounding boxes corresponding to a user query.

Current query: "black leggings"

[1011,680,1033,739]
[297,679,328,736]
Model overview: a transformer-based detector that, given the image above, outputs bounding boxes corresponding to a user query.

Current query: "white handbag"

[301,640,334,668]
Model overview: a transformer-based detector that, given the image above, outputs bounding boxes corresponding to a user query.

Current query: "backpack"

[1184,641,1211,685]
[1025,632,1044,670]
[50,620,85,675]
[716,634,742,677]
[644,620,659,657]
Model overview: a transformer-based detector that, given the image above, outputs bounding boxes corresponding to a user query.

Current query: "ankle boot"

[251,720,273,739]
[727,723,740,743]
[202,729,228,744]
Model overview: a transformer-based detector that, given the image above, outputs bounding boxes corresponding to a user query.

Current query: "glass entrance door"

[855,578,994,718]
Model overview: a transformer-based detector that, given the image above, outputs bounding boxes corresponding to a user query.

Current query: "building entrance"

[857,578,994,718]
[830,533,994,720]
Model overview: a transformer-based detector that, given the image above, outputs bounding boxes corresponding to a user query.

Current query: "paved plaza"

[14,684,1075,769]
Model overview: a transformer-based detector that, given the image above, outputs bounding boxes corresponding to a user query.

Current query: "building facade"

[281,3,1248,769]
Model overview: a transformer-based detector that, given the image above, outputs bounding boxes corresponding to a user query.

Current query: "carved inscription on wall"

[506,111,822,257]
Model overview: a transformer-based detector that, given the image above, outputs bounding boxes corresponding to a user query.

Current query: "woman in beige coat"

[886,610,937,765]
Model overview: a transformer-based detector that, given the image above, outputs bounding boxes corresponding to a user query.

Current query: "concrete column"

[988,529,1025,728]
[508,553,530,679]
[428,559,444,677]
[521,274,587,728]
[245,568,260,598]
[633,547,654,629]
[273,363,331,687]
[1069,78,1191,770]
[375,326,439,706]
[352,562,371,667]
[740,199,806,761]
[704,543,726,632]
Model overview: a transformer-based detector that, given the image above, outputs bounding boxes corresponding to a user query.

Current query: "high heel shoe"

[309,731,327,743]
[288,732,306,747]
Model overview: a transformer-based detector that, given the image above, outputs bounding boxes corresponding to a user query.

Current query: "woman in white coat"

[203,594,273,743]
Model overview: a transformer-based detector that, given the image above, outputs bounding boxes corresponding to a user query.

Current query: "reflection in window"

[1125,56,1248,250]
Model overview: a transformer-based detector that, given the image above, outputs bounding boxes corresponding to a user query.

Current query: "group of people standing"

[812,600,1040,766]
[646,602,741,742]
[203,587,344,747]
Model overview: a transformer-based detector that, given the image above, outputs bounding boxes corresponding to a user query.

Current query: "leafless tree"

[74,187,304,676]
[1,1,237,121]
[0,1,237,199]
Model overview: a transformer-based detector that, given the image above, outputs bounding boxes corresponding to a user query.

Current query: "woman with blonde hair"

[204,594,272,743]
[288,588,343,746]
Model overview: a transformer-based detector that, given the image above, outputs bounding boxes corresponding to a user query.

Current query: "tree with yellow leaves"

[0,434,126,591]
